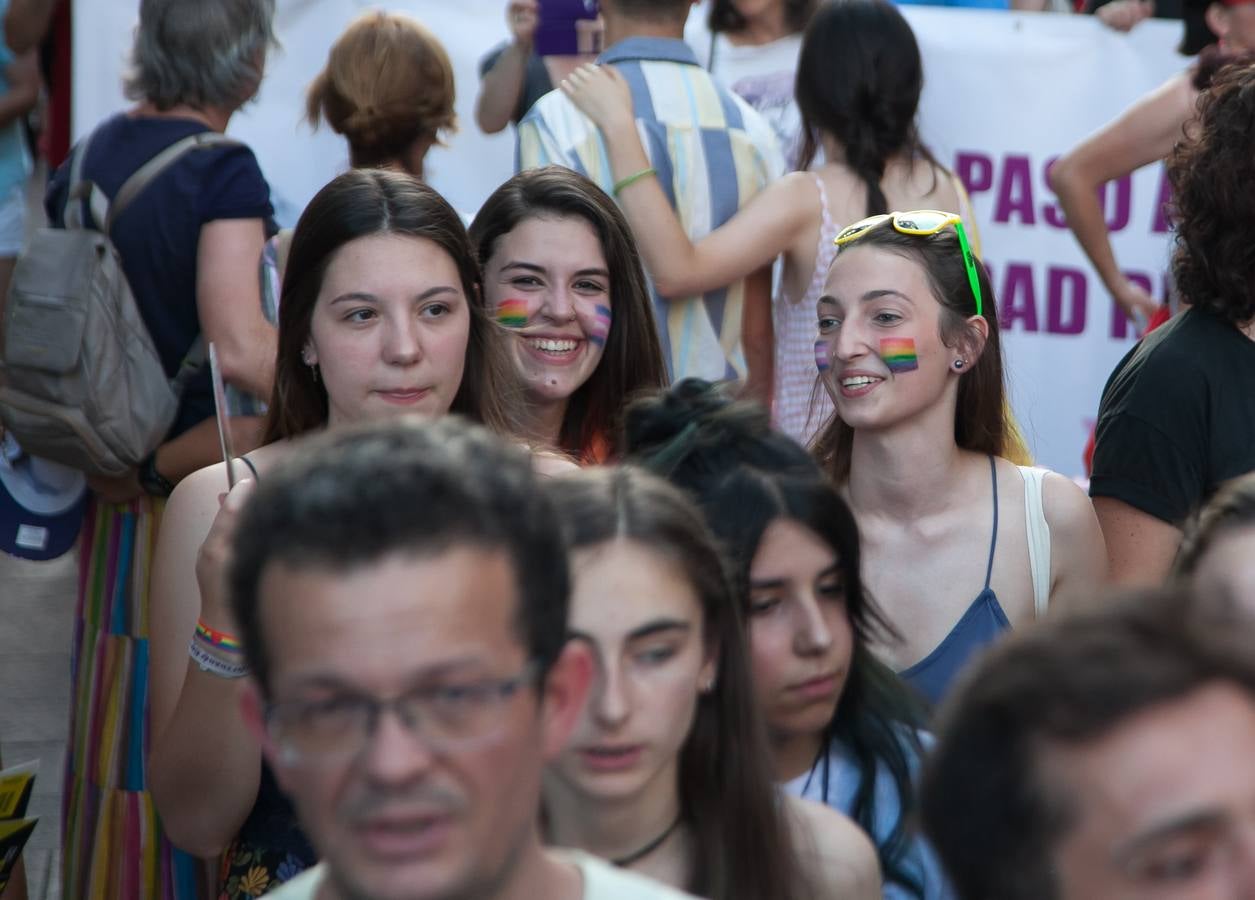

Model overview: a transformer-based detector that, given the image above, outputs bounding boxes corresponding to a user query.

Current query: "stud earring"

[953,359,966,370]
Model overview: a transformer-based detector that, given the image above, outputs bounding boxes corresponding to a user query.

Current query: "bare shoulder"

[783,794,882,900]
[1039,469,1101,539]
[164,443,290,542]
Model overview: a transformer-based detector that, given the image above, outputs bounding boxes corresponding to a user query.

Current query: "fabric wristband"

[613,167,657,197]
[189,637,249,679]
[196,619,243,652]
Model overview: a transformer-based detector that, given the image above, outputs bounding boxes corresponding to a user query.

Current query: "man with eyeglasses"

[227,418,697,900]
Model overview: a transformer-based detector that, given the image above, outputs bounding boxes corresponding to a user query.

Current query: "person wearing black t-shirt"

[1091,64,1255,585]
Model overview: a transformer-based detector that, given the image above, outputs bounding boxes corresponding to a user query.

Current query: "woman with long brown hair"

[812,215,1105,705]
[543,466,881,900]
[146,169,518,895]
[470,167,666,464]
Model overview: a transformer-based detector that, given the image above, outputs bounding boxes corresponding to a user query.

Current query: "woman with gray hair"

[43,0,278,896]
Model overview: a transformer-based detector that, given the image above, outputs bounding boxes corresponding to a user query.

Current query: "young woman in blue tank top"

[812,218,1106,705]
[626,379,951,899]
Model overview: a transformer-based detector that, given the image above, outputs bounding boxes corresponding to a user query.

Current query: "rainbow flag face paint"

[880,337,918,374]
[589,304,612,347]
[496,298,529,329]
[814,339,831,373]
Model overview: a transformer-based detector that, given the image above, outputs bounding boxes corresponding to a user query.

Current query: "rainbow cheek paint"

[880,337,918,374]
[589,304,612,347]
[814,339,831,373]
[496,298,529,328]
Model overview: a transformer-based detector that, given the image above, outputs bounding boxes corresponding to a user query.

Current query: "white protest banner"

[72,2,1187,474]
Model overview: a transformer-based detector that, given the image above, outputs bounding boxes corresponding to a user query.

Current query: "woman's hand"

[194,478,256,625]
[1112,277,1160,331]
[562,63,635,134]
[87,468,143,504]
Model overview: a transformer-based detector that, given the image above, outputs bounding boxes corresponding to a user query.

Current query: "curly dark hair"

[1168,61,1255,327]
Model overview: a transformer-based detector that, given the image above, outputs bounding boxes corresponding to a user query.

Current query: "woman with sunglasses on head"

[146,170,520,895]
[625,378,953,899]
[812,213,1106,706]
[469,167,667,464]
[561,0,983,448]
[544,466,882,900]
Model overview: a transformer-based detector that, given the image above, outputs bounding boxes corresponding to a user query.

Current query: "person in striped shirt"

[516,0,784,395]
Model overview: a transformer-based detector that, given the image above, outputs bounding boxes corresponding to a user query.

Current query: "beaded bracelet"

[188,638,249,679]
[613,166,657,197]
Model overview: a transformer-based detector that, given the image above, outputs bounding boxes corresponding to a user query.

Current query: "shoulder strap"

[63,134,108,231]
[1019,466,1052,618]
[105,131,240,234]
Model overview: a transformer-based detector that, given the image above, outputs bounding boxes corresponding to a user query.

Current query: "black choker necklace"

[611,815,683,868]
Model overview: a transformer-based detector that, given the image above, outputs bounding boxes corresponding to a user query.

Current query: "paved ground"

[0,550,73,900]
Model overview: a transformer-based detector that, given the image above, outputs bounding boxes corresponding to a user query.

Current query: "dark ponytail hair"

[625,380,931,896]
[547,466,813,900]
[795,0,939,214]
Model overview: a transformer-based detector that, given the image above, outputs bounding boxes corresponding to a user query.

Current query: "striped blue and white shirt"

[517,37,784,383]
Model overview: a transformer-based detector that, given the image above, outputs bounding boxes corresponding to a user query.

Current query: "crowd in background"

[0,0,1254,898]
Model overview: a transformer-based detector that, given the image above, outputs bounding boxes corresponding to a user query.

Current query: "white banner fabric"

[72,1,1187,475]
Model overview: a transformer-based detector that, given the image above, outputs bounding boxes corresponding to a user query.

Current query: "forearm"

[155,416,264,485]
[598,117,707,297]
[1051,163,1125,294]
[0,81,37,131]
[477,43,531,134]
[213,329,275,401]
[740,265,775,408]
[3,0,56,54]
[150,665,261,858]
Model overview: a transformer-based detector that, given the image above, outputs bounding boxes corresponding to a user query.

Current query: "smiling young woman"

[811,217,1106,705]
[470,166,667,464]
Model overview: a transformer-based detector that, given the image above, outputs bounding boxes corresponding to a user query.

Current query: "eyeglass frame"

[833,210,984,319]
[263,659,541,765]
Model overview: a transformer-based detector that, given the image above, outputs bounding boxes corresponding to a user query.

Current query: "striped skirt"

[62,494,206,900]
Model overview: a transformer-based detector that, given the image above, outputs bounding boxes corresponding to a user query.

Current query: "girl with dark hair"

[544,466,881,900]
[146,169,520,895]
[685,0,818,168]
[470,166,667,463]
[624,379,950,899]
[561,0,972,447]
[812,216,1105,704]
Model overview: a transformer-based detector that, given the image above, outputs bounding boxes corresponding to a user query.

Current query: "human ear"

[240,678,291,789]
[956,314,990,367]
[540,639,594,760]
[1205,2,1229,42]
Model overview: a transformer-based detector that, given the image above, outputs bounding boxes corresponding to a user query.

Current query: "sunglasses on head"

[833,210,984,319]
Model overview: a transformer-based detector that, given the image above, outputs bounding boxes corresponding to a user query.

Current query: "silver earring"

[302,349,320,382]
[953,359,966,370]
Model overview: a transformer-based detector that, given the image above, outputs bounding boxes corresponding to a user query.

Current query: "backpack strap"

[106,131,240,234]
[63,134,108,232]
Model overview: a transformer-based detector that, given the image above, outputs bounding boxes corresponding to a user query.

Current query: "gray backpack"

[0,130,235,477]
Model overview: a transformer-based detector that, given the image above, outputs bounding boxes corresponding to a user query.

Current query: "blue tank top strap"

[983,454,998,591]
